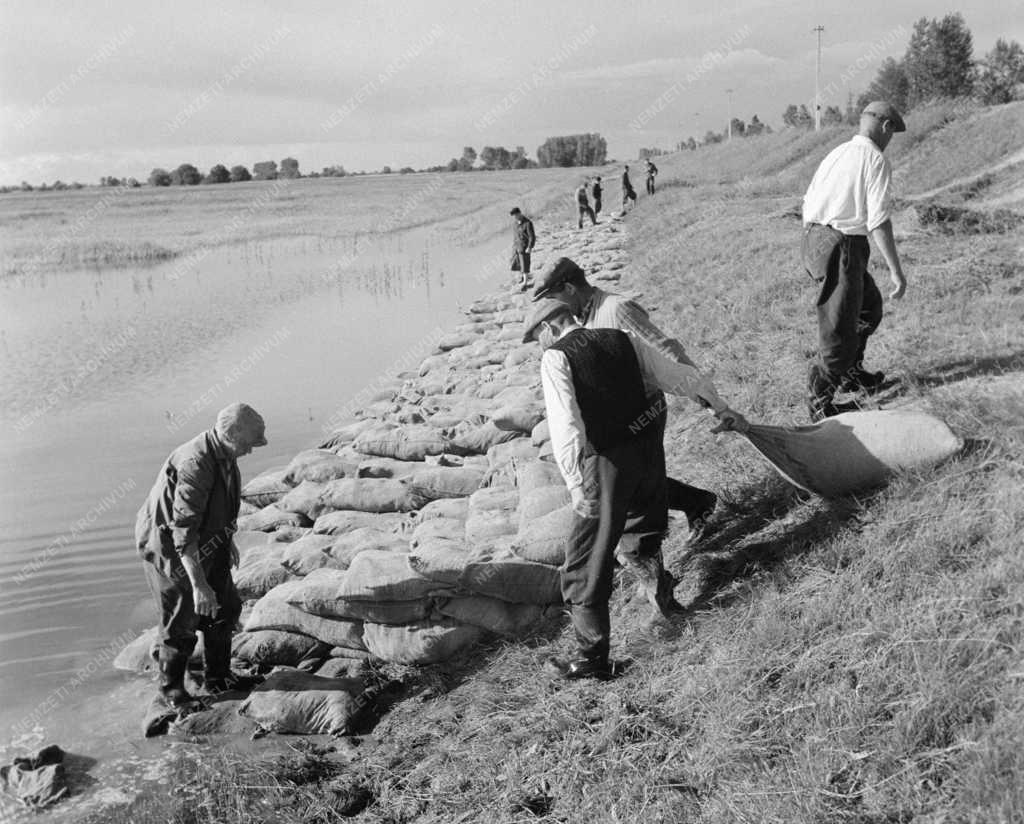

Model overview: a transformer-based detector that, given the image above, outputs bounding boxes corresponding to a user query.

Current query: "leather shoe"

[545,656,625,681]
[841,367,885,393]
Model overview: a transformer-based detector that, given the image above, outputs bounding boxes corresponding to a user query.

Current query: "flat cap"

[861,100,906,132]
[531,256,586,302]
[216,403,268,446]
[522,298,574,343]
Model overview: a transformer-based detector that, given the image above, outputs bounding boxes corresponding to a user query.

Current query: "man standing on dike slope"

[135,403,267,716]
[802,99,908,421]
[522,298,745,680]
[510,207,536,291]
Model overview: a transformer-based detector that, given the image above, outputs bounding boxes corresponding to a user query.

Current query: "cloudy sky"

[1,0,1019,184]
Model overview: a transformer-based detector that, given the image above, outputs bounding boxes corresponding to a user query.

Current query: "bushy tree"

[976,38,1024,104]
[905,14,974,106]
[703,130,724,144]
[381,165,392,174]
[320,165,346,178]
[782,104,814,129]
[279,157,300,179]
[729,117,746,137]
[536,133,607,167]
[746,115,765,136]
[204,164,230,184]
[148,168,171,187]
[446,158,460,172]
[253,160,277,180]
[457,147,476,172]
[169,163,201,185]
[859,57,910,112]
[229,165,252,182]
[822,105,844,126]
[399,166,415,174]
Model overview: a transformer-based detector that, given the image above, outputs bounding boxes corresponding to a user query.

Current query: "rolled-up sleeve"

[631,337,727,413]
[865,155,894,233]
[615,300,697,368]
[540,348,587,493]
[170,458,213,551]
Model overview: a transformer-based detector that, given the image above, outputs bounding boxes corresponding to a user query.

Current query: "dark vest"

[549,328,649,452]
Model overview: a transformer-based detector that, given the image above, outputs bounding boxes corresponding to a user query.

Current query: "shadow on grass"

[908,352,1024,389]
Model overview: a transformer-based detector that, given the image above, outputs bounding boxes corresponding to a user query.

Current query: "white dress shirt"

[540,324,726,494]
[802,135,894,236]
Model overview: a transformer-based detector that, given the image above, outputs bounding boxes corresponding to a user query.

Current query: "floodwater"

[0,224,507,783]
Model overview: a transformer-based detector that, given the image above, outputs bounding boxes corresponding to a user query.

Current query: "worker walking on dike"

[592,176,603,216]
[510,207,536,291]
[802,100,908,422]
[621,165,637,212]
[522,296,745,680]
[644,158,658,195]
[533,257,721,544]
[135,403,267,716]
[576,179,597,228]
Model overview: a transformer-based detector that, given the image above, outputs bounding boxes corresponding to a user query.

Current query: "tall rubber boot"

[157,644,200,709]
[807,363,837,422]
[203,630,261,694]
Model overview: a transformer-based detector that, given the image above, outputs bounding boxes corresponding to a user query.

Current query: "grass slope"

[81,103,1023,824]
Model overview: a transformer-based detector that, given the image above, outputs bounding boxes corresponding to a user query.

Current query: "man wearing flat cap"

[802,100,908,421]
[523,299,745,679]
[533,256,721,547]
[135,402,267,713]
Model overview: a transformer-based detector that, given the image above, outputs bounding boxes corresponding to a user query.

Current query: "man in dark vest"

[135,402,267,715]
[523,300,745,679]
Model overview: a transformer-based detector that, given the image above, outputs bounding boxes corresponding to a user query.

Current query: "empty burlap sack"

[362,619,485,665]
[241,467,292,507]
[740,410,963,498]
[239,668,367,735]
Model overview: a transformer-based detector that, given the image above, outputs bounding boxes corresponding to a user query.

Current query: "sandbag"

[415,497,470,522]
[460,546,562,604]
[514,504,575,565]
[491,405,545,434]
[515,459,564,494]
[245,580,367,650]
[465,508,518,543]
[411,517,467,545]
[313,510,407,535]
[283,449,357,485]
[357,457,422,479]
[318,478,424,513]
[408,466,485,500]
[486,438,536,467]
[232,630,331,667]
[503,345,536,369]
[408,538,471,584]
[271,525,311,542]
[469,297,512,314]
[318,418,384,451]
[285,568,435,624]
[241,467,292,507]
[278,480,331,520]
[280,533,340,575]
[174,699,258,737]
[327,527,410,568]
[449,422,521,456]
[337,550,449,602]
[113,627,203,673]
[437,597,545,637]
[518,486,571,525]
[239,668,367,736]
[235,543,294,600]
[418,353,450,377]
[237,505,312,533]
[491,386,540,408]
[531,419,551,446]
[316,658,367,679]
[438,331,480,351]
[353,425,451,461]
[468,486,519,512]
[362,619,485,665]
[740,410,963,498]
[233,529,274,558]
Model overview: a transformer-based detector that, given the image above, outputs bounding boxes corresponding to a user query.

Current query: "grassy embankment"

[82,101,1024,823]
[0,165,600,278]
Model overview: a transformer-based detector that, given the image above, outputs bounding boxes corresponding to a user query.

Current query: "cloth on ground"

[0,745,67,810]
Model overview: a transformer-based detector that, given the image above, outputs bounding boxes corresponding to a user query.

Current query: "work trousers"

[142,551,242,672]
[577,204,596,228]
[642,390,715,519]
[807,230,883,385]
[514,249,531,275]
[561,431,667,662]
[646,176,656,195]
[594,196,602,214]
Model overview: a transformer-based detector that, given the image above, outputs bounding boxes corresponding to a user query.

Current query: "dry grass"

[69,103,1024,823]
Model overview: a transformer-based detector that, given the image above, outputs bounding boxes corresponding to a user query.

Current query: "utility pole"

[813,25,825,131]
[726,89,733,141]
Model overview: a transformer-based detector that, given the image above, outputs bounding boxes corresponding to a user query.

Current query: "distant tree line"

[676,114,773,149]
[536,134,607,167]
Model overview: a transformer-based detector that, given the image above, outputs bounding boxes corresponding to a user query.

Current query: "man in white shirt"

[522,299,745,680]
[801,99,908,421]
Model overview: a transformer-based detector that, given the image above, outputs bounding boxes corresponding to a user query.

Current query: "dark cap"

[531,256,586,302]
[522,298,574,343]
[510,207,521,215]
[861,100,906,132]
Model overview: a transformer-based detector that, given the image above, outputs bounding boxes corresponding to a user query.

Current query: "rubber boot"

[203,630,261,694]
[157,644,200,710]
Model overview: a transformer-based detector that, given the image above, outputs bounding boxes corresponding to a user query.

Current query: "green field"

[78,101,1024,823]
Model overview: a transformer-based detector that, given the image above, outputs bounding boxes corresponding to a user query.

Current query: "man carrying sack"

[135,403,267,720]
[802,100,908,421]
[523,299,744,680]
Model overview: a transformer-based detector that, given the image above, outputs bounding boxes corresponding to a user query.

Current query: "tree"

[687,136,697,150]
[446,158,460,172]
[458,146,476,171]
[230,165,252,182]
[859,57,910,112]
[205,164,230,184]
[321,165,346,177]
[279,157,300,179]
[536,133,607,167]
[976,38,1024,104]
[381,165,392,174]
[169,163,201,185]
[148,168,172,187]
[399,166,415,174]
[904,14,974,106]
[822,105,844,126]
[703,130,723,144]
[745,115,765,136]
[253,160,277,180]
[127,177,140,188]
[729,117,746,137]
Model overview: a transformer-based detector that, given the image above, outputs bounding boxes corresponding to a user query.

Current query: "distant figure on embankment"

[576,180,597,228]
[592,176,603,216]
[521,292,744,680]
[135,403,267,725]
[802,99,908,422]
[644,158,658,195]
[532,257,723,543]
[621,165,637,212]
[510,207,536,291]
